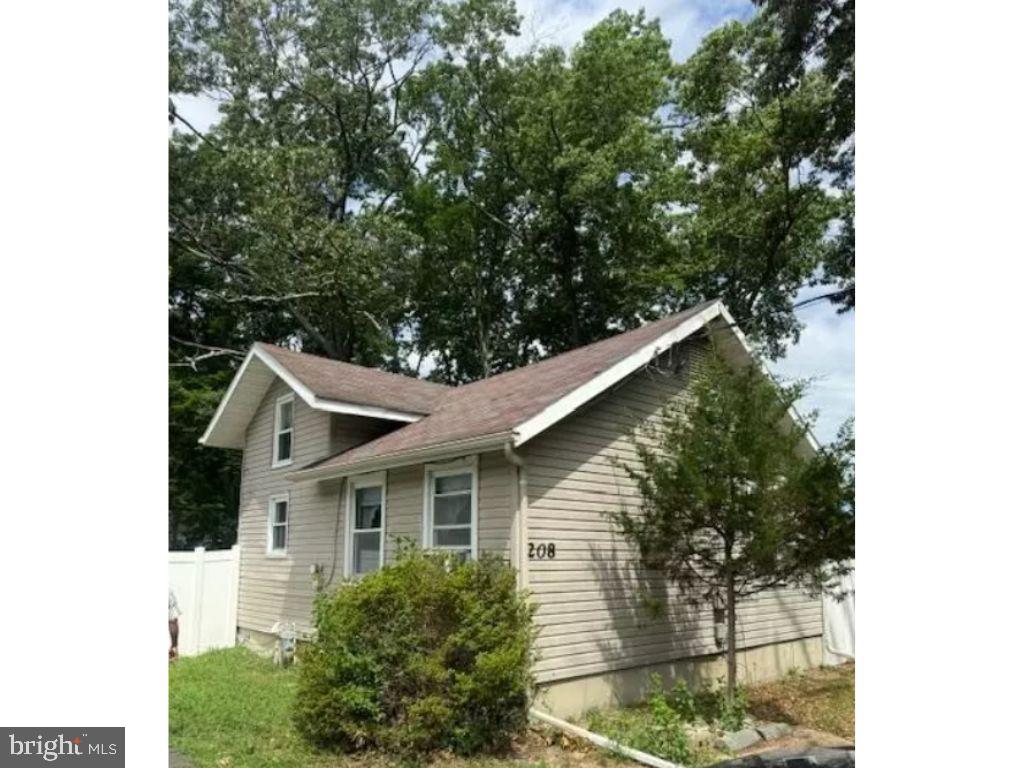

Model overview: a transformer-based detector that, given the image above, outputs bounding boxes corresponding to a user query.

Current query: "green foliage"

[752,0,855,310]
[692,679,748,732]
[169,369,241,549]
[584,674,750,764]
[665,677,698,723]
[293,549,536,755]
[169,647,323,768]
[656,673,748,731]
[587,680,692,765]
[613,344,854,699]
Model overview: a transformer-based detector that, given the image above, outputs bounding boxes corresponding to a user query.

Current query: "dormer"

[200,343,450,464]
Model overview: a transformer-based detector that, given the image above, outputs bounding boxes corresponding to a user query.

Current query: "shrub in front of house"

[293,548,536,755]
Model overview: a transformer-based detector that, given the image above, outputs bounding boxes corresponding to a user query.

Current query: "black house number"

[528,542,556,560]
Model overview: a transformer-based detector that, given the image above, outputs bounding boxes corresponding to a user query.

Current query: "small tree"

[614,345,854,702]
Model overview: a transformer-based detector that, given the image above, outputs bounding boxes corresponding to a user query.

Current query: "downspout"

[503,440,529,589]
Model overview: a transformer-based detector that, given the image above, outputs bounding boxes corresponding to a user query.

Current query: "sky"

[174,0,854,443]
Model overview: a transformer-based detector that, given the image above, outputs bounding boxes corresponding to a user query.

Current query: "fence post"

[226,544,240,647]
[190,546,205,654]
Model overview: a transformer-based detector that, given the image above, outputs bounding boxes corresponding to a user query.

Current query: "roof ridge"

[441,301,720,395]
[287,299,724,477]
[254,342,452,390]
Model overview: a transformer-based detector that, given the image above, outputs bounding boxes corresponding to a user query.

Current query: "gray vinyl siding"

[523,340,822,684]
[236,379,343,632]
[236,379,515,633]
[383,450,515,561]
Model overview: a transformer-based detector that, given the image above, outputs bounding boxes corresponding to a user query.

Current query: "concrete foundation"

[534,635,823,719]
[237,627,282,656]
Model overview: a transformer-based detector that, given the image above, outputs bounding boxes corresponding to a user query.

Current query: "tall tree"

[613,346,854,701]
[753,0,854,310]
[403,10,687,381]
[399,8,526,381]
[169,0,518,365]
[168,0,518,544]
[667,11,849,357]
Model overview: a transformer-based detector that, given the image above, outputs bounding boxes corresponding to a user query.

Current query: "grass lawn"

[170,647,623,768]
[746,662,855,740]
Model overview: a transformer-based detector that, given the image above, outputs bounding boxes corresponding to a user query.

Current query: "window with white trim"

[272,393,294,467]
[349,474,385,576]
[267,494,289,554]
[425,462,477,561]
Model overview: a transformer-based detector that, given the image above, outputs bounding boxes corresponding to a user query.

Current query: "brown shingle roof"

[256,342,450,415]
[296,300,720,475]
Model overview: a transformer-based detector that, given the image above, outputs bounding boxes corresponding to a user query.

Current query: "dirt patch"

[746,663,855,741]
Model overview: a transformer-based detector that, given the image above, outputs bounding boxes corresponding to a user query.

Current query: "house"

[200,299,824,717]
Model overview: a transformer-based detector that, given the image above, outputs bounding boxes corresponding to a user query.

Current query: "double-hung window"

[348,473,385,576]
[272,393,294,467]
[425,460,477,561]
[267,493,289,555]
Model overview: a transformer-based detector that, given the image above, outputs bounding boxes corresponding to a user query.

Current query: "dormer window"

[272,393,294,467]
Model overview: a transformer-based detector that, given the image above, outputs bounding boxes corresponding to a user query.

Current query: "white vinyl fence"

[823,560,855,665]
[169,545,240,656]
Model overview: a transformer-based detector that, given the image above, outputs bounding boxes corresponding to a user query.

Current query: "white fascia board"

[716,305,822,453]
[287,432,512,483]
[199,346,424,448]
[512,302,725,447]
[311,397,421,422]
[199,347,259,446]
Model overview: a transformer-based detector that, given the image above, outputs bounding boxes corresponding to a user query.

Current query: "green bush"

[693,678,747,731]
[292,548,536,755]
[585,673,752,764]
[586,674,692,764]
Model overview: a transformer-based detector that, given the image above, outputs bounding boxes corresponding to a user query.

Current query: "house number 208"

[528,542,556,559]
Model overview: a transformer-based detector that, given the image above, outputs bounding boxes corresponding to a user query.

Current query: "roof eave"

[286,431,514,482]
[511,300,726,447]
[199,345,425,449]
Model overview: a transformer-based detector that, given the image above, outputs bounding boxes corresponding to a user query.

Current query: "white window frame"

[422,456,478,560]
[267,492,290,556]
[346,472,386,577]
[272,392,295,468]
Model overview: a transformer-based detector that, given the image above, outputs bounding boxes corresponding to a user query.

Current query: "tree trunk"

[726,568,737,704]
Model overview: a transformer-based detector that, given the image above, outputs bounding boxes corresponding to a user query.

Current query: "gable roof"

[199,343,450,449]
[289,299,727,479]
[255,343,449,415]
[202,298,815,473]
